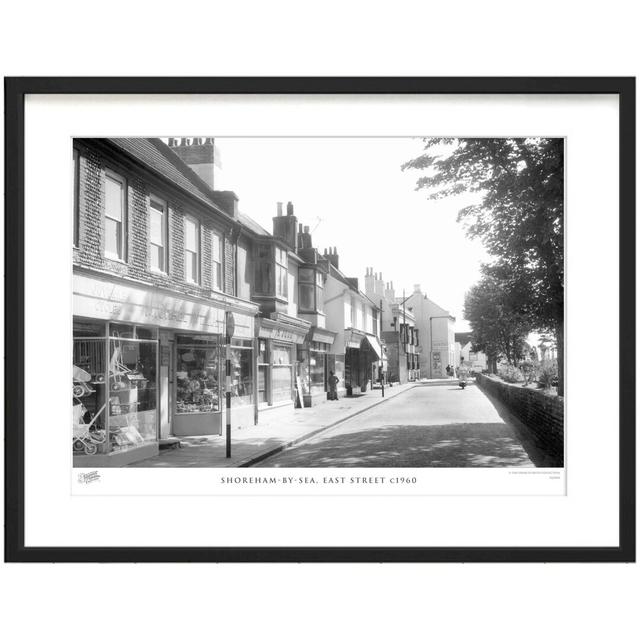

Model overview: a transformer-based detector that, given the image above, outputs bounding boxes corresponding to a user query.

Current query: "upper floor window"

[211,231,223,291]
[149,196,168,273]
[299,268,324,312]
[73,148,80,247]
[184,216,200,284]
[104,169,127,261]
[275,246,288,299]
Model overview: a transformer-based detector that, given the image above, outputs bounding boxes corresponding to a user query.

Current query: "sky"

[214,137,489,332]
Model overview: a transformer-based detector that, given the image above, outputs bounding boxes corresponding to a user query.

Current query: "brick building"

[72,138,259,466]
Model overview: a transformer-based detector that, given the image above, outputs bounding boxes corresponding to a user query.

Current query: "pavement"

[127,382,417,468]
[255,382,542,467]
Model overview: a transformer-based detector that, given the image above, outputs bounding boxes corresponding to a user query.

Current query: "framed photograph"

[5,77,635,562]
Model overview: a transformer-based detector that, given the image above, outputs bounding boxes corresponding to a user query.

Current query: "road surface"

[255,383,539,467]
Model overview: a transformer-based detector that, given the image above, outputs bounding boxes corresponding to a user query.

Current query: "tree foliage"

[464,272,532,366]
[403,137,564,392]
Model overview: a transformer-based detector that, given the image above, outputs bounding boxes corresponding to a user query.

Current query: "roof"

[108,138,230,217]
[455,331,473,345]
[108,138,275,240]
[326,262,378,308]
[237,211,270,237]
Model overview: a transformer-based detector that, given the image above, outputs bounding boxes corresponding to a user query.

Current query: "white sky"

[214,137,489,332]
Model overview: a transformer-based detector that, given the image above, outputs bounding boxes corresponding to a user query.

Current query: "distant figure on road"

[328,370,340,401]
[446,364,453,378]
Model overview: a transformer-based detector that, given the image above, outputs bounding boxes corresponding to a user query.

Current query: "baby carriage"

[73,401,107,455]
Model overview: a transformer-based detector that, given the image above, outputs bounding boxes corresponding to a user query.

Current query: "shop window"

[176,338,220,413]
[108,337,158,447]
[149,195,167,272]
[73,335,108,456]
[310,351,326,389]
[211,230,223,291]
[184,215,200,284]
[104,169,127,261]
[73,321,158,458]
[230,339,253,406]
[271,343,293,403]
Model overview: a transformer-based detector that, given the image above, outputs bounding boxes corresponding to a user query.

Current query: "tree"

[464,273,533,369]
[403,138,564,394]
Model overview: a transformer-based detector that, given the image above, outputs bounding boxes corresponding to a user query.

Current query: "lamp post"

[225,311,235,458]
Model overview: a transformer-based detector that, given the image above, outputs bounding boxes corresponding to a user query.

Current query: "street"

[254,383,539,467]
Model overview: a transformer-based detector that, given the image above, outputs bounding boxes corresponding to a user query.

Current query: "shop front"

[297,327,337,405]
[73,270,257,465]
[343,329,384,395]
[256,313,311,410]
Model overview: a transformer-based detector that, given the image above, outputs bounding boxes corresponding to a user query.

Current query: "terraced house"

[72,137,263,466]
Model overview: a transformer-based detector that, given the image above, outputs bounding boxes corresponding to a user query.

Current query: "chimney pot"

[204,137,214,145]
[286,201,294,216]
[180,138,188,146]
[192,137,201,146]
[304,225,310,234]
[277,202,283,216]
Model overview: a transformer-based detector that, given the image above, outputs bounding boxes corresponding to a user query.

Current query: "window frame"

[104,168,128,262]
[148,194,168,274]
[211,229,223,291]
[184,214,201,285]
[275,245,288,299]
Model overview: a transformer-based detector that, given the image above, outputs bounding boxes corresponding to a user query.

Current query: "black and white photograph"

[72,135,564,471]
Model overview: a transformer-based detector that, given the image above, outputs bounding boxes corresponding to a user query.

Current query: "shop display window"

[271,343,293,403]
[176,337,220,414]
[310,351,326,389]
[73,320,159,457]
[73,334,108,456]
[108,336,158,449]
[230,339,253,406]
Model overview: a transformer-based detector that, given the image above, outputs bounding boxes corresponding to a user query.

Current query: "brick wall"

[476,374,564,466]
[73,142,238,302]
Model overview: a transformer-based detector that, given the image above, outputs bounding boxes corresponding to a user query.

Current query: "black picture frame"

[4,76,635,563]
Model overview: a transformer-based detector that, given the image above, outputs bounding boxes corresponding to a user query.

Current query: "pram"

[73,401,106,455]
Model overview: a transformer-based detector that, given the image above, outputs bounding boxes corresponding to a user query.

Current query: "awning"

[361,334,383,361]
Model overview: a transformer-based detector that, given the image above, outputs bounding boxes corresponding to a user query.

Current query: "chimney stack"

[273,200,298,251]
[169,137,216,189]
[323,247,340,270]
[364,267,376,297]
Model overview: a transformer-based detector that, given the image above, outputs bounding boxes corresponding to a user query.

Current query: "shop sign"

[73,274,255,338]
[257,324,306,344]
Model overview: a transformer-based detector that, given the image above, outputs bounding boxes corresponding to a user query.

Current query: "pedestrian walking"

[328,370,340,401]
[446,364,453,378]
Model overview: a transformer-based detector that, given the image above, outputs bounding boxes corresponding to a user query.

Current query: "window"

[184,216,200,284]
[73,148,80,246]
[211,231,223,291]
[299,268,324,312]
[275,246,288,298]
[149,196,167,272]
[104,170,127,260]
